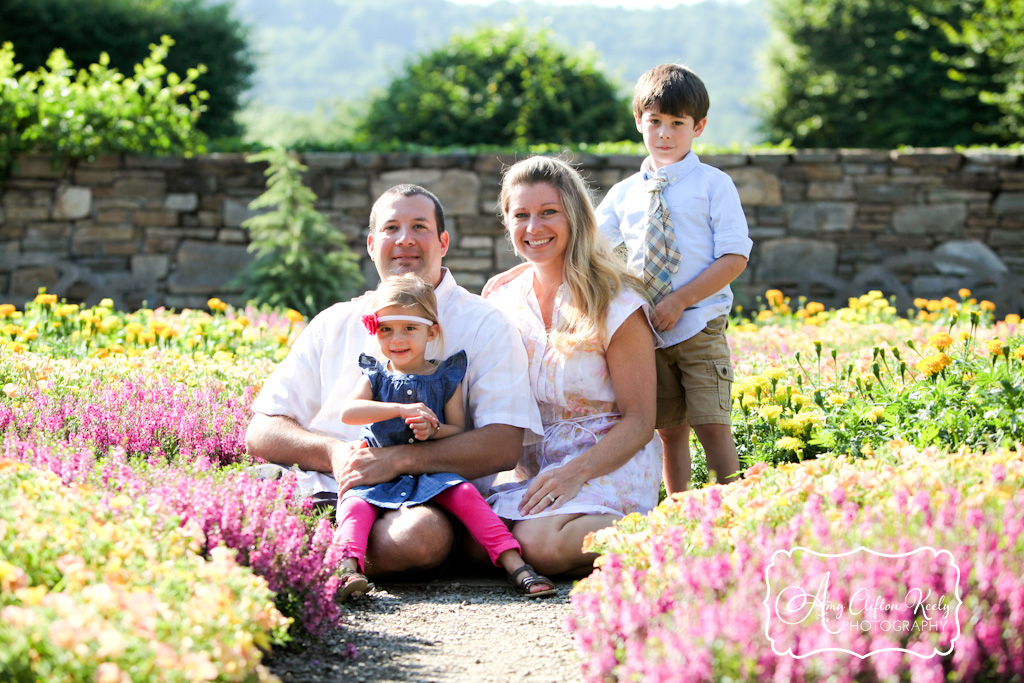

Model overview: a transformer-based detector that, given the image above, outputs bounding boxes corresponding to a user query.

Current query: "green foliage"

[759,0,1006,147]
[358,23,635,147]
[0,37,207,173]
[235,148,363,318]
[0,0,253,140]
[932,0,1024,141]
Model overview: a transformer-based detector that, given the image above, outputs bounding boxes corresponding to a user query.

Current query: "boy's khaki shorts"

[655,315,734,430]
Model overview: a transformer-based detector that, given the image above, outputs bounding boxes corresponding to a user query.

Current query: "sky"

[449,0,701,6]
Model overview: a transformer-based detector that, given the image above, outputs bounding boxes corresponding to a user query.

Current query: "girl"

[335,273,557,601]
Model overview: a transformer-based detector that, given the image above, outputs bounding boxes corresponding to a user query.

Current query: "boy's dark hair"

[632,64,710,122]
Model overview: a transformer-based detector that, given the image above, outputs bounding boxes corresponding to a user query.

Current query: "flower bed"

[570,442,1024,682]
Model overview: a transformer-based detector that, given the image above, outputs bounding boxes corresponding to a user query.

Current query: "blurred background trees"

[358,24,634,148]
[0,0,253,140]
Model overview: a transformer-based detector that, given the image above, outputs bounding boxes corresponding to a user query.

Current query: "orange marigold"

[928,332,954,351]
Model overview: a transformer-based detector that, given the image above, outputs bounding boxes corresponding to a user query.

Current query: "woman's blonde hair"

[371,273,444,352]
[499,156,644,353]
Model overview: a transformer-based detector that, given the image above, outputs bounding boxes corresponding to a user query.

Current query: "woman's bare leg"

[511,513,620,577]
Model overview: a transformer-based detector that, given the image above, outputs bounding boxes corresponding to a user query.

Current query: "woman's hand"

[517,464,586,516]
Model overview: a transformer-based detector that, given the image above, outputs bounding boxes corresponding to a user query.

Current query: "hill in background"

[231,0,769,147]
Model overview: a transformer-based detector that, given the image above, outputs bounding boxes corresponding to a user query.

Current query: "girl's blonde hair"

[371,273,444,352]
[499,155,645,353]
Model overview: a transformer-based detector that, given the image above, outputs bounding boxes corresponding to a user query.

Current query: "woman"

[483,156,660,577]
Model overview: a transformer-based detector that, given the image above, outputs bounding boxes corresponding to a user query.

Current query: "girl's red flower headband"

[361,313,435,335]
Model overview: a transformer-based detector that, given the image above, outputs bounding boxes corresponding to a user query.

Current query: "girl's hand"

[518,465,586,516]
[406,415,439,441]
[397,402,437,423]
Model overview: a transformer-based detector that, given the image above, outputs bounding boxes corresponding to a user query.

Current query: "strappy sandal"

[507,564,558,598]
[338,571,373,603]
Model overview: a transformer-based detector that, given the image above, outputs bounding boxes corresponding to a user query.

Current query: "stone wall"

[2,149,1023,313]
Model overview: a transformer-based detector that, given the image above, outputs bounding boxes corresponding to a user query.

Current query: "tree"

[358,23,635,147]
[759,0,1005,148]
[934,0,1024,141]
[0,0,253,140]
[235,148,363,318]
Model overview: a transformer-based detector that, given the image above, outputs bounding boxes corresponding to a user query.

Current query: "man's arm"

[334,423,523,496]
[245,412,345,473]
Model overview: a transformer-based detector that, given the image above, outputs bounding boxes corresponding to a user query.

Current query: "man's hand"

[331,439,402,495]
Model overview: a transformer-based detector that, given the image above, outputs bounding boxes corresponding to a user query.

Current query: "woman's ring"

[545,494,556,503]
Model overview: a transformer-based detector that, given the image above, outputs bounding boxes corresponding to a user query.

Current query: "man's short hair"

[632,63,710,123]
[369,184,446,237]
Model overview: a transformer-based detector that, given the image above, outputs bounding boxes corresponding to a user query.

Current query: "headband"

[361,313,435,335]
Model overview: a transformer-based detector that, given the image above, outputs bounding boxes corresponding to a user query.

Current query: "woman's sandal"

[338,571,373,603]
[507,564,558,598]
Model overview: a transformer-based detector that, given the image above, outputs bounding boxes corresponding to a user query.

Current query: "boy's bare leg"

[693,422,740,484]
[659,424,692,495]
[363,505,454,578]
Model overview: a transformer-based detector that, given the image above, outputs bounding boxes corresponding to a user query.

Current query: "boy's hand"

[651,291,688,332]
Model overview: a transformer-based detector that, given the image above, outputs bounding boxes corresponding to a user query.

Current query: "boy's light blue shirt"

[596,152,752,347]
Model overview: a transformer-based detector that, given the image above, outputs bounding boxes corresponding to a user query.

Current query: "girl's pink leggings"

[336,482,520,572]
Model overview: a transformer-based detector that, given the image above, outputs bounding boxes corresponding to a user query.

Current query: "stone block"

[925,189,991,203]
[459,236,494,250]
[96,209,130,224]
[73,224,135,243]
[133,209,179,227]
[164,193,199,212]
[332,191,370,210]
[994,192,1024,215]
[0,241,19,269]
[223,197,262,228]
[892,203,967,235]
[807,181,855,200]
[198,211,223,228]
[6,206,52,221]
[727,167,782,206]
[25,222,71,250]
[218,229,248,244]
[373,169,481,216]
[10,267,62,299]
[167,240,251,294]
[786,202,856,234]
[893,151,963,170]
[933,240,1007,276]
[301,152,354,170]
[443,257,493,272]
[701,154,748,169]
[131,254,170,280]
[11,156,65,179]
[113,174,166,199]
[452,215,503,237]
[756,238,838,282]
[495,243,521,270]
[990,229,1023,248]
[73,169,116,185]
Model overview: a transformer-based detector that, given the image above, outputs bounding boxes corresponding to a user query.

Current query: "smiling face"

[503,182,570,275]
[635,109,706,170]
[372,304,439,374]
[367,193,450,285]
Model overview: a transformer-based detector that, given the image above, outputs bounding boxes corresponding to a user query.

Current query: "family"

[245,63,753,599]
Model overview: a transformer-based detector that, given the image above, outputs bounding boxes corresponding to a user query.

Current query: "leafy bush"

[235,148,364,318]
[359,23,635,147]
[0,0,253,140]
[0,37,207,174]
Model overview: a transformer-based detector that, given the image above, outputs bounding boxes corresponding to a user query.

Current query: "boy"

[595,63,752,494]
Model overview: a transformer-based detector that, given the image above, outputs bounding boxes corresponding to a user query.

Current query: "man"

[246,184,543,576]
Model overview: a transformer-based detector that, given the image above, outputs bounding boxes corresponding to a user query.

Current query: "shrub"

[0,37,207,175]
[235,148,364,318]
[359,23,634,147]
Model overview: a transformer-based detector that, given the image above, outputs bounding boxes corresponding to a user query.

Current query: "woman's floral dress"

[486,271,662,521]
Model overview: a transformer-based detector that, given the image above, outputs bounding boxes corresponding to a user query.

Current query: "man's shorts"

[654,315,734,430]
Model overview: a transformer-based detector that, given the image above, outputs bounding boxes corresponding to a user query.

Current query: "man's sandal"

[507,564,558,598]
[338,571,373,603]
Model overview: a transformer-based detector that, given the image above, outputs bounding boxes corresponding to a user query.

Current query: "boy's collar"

[642,151,699,184]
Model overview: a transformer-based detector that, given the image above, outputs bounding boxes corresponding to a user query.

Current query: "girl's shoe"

[507,564,558,598]
[338,571,373,603]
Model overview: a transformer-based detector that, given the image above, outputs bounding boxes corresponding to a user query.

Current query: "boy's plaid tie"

[642,176,681,301]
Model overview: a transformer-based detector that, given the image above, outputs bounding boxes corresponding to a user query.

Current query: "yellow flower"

[913,298,928,309]
[863,406,886,423]
[987,339,1006,357]
[34,292,58,306]
[99,298,114,308]
[285,309,305,324]
[928,332,954,351]
[915,353,951,376]
[758,405,783,421]
[860,442,875,457]
[805,301,825,315]
[1006,314,1021,325]
[958,288,972,299]
[0,303,17,317]
[765,289,784,306]
[776,436,804,452]
[207,297,228,312]
[980,300,995,311]
[827,393,847,406]
[1014,347,1024,362]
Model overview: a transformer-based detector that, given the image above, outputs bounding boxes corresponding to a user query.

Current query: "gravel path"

[265,574,583,683]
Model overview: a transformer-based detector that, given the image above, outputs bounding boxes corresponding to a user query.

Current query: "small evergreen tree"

[236,148,363,318]
[359,23,634,147]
